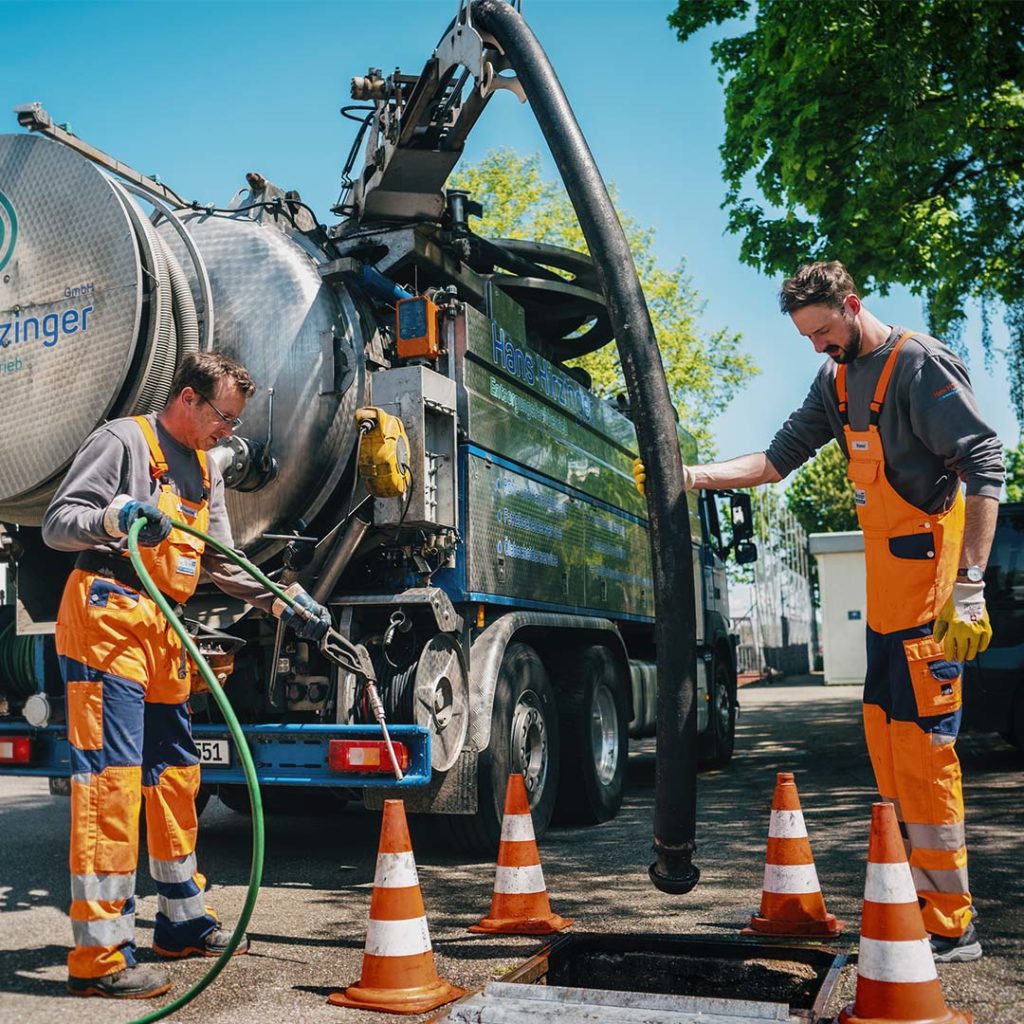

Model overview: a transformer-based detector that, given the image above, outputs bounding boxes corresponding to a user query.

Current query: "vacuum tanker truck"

[0,7,756,852]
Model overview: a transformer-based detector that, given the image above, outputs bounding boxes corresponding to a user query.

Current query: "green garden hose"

[0,621,37,697]
[124,516,309,1024]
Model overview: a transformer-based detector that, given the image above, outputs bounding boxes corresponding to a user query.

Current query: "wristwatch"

[956,565,984,583]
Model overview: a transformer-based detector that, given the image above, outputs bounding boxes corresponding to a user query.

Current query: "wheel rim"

[590,682,620,786]
[510,688,548,801]
[714,671,731,736]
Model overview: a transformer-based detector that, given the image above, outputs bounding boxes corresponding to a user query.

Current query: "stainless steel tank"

[0,132,367,557]
[155,212,366,554]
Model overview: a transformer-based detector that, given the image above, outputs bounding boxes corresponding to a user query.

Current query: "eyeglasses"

[197,392,243,430]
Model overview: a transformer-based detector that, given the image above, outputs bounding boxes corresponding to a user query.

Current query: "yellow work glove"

[933,582,992,662]
[631,457,695,497]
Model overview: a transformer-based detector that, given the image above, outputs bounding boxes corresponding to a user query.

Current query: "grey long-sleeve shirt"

[42,414,274,612]
[765,326,1004,515]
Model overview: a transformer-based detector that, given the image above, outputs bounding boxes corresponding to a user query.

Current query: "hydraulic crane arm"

[340,0,525,226]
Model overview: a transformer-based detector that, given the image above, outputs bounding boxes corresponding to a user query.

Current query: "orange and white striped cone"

[469,773,572,935]
[742,771,843,937]
[328,799,465,1015]
[840,802,971,1024]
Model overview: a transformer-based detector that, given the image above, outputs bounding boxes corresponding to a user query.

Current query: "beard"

[825,316,862,364]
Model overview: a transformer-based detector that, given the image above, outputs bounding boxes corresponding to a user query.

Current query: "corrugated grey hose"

[163,236,201,362]
[138,216,200,401]
[111,179,201,415]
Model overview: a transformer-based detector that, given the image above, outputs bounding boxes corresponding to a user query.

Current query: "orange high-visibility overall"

[56,417,217,979]
[839,333,971,939]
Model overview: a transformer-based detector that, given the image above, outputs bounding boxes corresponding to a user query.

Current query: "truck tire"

[449,642,560,854]
[704,653,737,769]
[553,645,627,825]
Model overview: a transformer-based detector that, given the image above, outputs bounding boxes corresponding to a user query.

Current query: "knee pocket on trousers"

[71,766,142,875]
[143,764,200,860]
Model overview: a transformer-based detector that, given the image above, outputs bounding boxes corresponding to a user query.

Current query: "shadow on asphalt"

[0,944,69,997]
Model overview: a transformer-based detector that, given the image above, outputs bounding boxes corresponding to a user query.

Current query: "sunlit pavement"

[1,677,1021,1023]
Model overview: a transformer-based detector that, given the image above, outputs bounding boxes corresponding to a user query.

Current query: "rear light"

[0,736,32,764]
[328,739,410,774]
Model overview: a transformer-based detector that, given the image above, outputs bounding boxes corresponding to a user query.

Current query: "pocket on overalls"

[147,628,192,705]
[888,532,936,560]
[164,525,204,602]
[846,459,877,511]
[86,578,141,611]
[902,636,962,717]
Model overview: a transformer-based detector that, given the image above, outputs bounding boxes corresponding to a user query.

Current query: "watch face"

[960,566,984,583]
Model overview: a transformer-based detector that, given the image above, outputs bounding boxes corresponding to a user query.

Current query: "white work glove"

[933,582,992,662]
[631,458,695,497]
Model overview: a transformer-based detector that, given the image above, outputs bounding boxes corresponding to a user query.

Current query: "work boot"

[154,926,250,959]
[930,921,983,963]
[67,964,172,999]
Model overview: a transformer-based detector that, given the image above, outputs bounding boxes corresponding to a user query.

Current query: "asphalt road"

[1,678,1021,1024]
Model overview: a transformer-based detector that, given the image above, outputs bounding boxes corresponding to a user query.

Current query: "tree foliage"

[450,149,757,455]
[785,441,859,536]
[1005,439,1024,503]
[669,1,1024,415]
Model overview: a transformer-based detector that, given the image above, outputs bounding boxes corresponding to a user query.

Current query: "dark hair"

[169,351,256,401]
[778,261,857,314]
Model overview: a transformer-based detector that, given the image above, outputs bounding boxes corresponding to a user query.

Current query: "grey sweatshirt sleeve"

[200,471,277,613]
[764,370,837,479]
[908,351,1004,499]
[41,428,128,551]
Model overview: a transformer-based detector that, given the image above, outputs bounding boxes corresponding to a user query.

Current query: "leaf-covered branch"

[450,149,758,456]
[669,0,1024,421]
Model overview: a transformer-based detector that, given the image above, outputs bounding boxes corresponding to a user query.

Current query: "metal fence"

[730,488,813,678]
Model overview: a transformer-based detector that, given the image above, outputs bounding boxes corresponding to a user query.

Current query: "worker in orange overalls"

[43,352,332,999]
[634,261,1003,963]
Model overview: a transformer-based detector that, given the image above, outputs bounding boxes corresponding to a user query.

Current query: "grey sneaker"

[67,964,172,999]
[930,922,983,963]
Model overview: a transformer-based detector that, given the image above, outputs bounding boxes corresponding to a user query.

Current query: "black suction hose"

[472,0,700,894]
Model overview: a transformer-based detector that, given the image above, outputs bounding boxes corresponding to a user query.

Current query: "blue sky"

[1,0,1017,464]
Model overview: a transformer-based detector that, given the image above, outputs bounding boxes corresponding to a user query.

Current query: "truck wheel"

[704,654,737,769]
[553,645,627,825]
[449,642,560,854]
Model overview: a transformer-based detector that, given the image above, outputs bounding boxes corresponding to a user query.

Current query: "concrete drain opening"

[431,933,848,1023]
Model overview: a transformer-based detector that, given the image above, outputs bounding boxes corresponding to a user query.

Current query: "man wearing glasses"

[42,351,331,998]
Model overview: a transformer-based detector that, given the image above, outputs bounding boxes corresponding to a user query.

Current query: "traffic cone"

[840,802,971,1024]
[328,799,465,1015]
[469,773,572,935]
[742,771,843,937]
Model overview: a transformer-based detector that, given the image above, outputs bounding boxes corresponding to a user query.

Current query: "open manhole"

[431,933,848,1023]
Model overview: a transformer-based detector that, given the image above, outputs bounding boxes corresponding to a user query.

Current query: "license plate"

[196,738,230,766]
